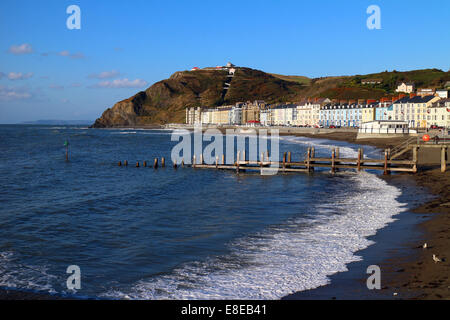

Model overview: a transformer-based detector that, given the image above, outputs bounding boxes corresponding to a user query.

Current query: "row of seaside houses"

[186,95,450,129]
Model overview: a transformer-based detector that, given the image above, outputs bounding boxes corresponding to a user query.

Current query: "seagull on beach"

[423,243,427,249]
[433,254,442,263]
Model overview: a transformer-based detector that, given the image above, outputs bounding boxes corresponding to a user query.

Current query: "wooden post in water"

[360,148,364,171]
[215,156,219,168]
[153,158,158,169]
[288,152,291,163]
[118,161,122,166]
[236,151,240,174]
[357,148,361,172]
[282,152,286,171]
[161,157,165,167]
[333,148,339,172]
[181,159,185,167]
[222,154,225,165]
[442,146,447,173]
[306,147,311,172]
[192,155,196,168]
[310,147,315,173]
[383,150,390,175]
[200,154,203,165]
[124,160,128,167]
[143,161,147,167]
[136,162,140,168]
[412,146,418,173]
[331,149,336,174]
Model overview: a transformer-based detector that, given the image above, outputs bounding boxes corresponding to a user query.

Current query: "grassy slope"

[270,73,311,85]
[286,68,450,100]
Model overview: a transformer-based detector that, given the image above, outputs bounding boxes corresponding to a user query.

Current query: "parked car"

[329,125,336,129]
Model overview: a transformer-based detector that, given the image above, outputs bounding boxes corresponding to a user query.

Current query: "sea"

[0,125,408,299]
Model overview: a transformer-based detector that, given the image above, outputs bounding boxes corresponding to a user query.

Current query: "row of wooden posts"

[117,146,427,175]
[118,157,169,168]
[190,147,417,175]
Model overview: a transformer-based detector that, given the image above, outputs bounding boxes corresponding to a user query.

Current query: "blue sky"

[0,0,449,123]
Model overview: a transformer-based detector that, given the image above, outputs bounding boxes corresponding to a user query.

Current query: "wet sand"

[381,169,450,299]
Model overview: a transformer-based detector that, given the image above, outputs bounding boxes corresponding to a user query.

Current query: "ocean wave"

[103,140,407,300]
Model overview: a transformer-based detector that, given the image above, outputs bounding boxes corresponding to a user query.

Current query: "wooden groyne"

[188,148,418,175]
[116,145,446,175]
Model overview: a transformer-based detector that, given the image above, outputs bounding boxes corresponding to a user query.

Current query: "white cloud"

[92,78,148,88]
[7,72,34,80]
[88,70,121,79]
[58,51,85,59]
[59,50,70,57]
[49,84,64,90]
[8,43,33,55]
[70,53,85,59]
[0,85,32,100]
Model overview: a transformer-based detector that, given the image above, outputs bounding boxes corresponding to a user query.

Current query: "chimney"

[410,93,416,98]
[367,99,377,105]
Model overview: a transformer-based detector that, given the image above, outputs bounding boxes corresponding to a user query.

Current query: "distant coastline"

[20,120,94,125]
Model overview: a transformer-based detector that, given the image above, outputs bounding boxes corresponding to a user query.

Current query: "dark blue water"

[0,125,406,299]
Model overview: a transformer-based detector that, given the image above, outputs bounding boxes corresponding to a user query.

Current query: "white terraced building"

[296,98,330,126]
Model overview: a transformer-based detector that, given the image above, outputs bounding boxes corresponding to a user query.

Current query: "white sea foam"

[104,138,407,300]
[110,130,172,135]
[0,251,58,293]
